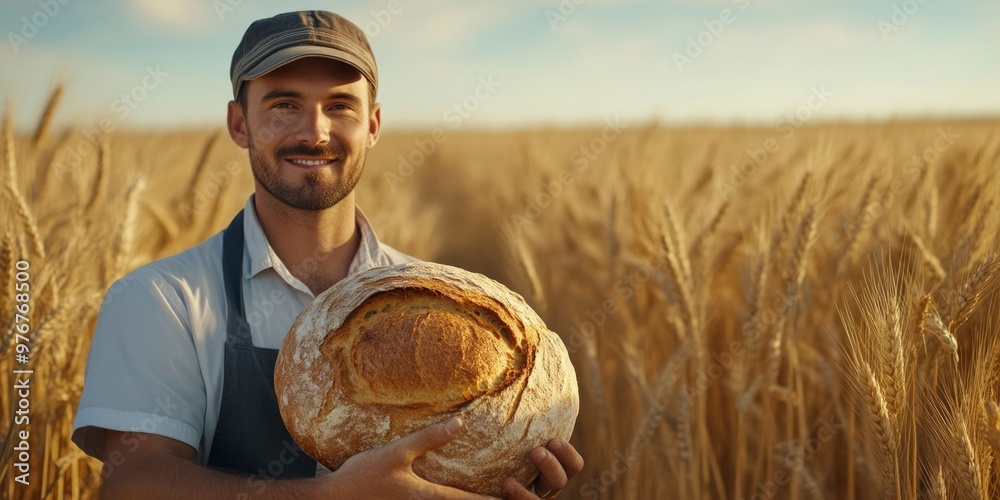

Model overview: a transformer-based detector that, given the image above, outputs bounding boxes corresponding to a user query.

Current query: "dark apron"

[206,210,317,478]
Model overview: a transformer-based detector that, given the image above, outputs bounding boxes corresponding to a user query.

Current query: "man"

[71,10,583,499]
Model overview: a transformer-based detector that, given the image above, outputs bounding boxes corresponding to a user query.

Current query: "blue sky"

[2,0,999,131]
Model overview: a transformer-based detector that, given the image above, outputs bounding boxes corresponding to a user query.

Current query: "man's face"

[228,57,380,211]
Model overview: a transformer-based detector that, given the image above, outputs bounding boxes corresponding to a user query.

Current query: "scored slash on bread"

[274,262,580,496]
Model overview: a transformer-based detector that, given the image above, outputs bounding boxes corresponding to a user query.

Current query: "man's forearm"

[101,452,334,499]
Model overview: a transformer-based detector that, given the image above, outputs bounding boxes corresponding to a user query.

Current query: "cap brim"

[234,45,373,98]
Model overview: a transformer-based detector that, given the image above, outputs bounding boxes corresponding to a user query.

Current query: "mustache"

[275,143,347,160]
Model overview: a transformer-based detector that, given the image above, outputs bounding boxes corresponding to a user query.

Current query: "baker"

[71,10,583,499]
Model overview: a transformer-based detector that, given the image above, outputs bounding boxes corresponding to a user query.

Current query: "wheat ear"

[3,115,45,260]
[32,84,63,150]
[949,255,1000,333]
[862,363,899,496]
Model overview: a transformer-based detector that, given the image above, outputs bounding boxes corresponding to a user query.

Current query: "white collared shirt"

[72,195,417,464]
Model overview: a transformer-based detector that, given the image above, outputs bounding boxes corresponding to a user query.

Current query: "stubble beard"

[247,133,366,211]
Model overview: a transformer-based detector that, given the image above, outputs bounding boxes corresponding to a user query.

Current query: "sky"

[1,0,999,131]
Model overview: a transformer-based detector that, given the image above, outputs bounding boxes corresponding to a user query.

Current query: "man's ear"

[227,100,249,149]
[367,102,381,149]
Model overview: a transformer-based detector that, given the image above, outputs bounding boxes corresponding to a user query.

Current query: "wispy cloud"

[369,0,523,49]
[127,0,211,32]
[717,20,871,59]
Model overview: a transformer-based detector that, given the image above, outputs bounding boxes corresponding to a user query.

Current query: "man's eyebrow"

[328,92,362,104]
[260,89,302,101]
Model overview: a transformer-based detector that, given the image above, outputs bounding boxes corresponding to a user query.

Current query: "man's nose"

[294,106,331,145]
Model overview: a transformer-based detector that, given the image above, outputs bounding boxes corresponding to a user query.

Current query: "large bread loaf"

[274,262,579,495]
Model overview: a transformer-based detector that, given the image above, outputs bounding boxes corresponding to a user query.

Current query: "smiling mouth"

[286,158,337,167]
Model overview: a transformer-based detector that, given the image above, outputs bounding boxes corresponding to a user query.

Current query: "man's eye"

[275,102,295,109]
[331,104,349,111]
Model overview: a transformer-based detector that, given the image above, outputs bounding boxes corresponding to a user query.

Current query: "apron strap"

[210,207,319,477]
[222,210,253,345]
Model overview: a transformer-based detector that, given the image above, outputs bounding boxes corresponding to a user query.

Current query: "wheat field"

[1,90,999,499]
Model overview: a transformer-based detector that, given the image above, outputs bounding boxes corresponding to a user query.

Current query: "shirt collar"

[348,206,391,275]
[241,195,391,291]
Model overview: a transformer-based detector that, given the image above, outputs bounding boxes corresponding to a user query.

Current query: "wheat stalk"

[3,115,45,261]
[925,184,939,237]
[691,199,729,260]
[185,132,221,222]
[986,401,1000,455]
[861,363,900,498]
[949,255,1000,334]
[0,233,12,308]
[952,419,984,499]
[768,204,817,381]
[924,309,960,364]
[655,203,698,337]
[781,170,812,244]
[968,198,994,258]
[880,301,906,418]
[838,171,878,273]
[85,137,109,216]
[112,176,146,279]
[930,463,947,500]
[739,242,770,401]
[32,85,63,150]
[910,233,946,283]
[632,343,690,461]
[951,185,982,247]
[663,201,693,291]
[141,199,180,241]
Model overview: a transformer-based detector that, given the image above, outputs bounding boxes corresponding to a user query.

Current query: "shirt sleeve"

[72,267,207,461]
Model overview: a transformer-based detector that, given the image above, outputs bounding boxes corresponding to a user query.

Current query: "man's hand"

[329,416,499,500]
[502,439,585,499]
